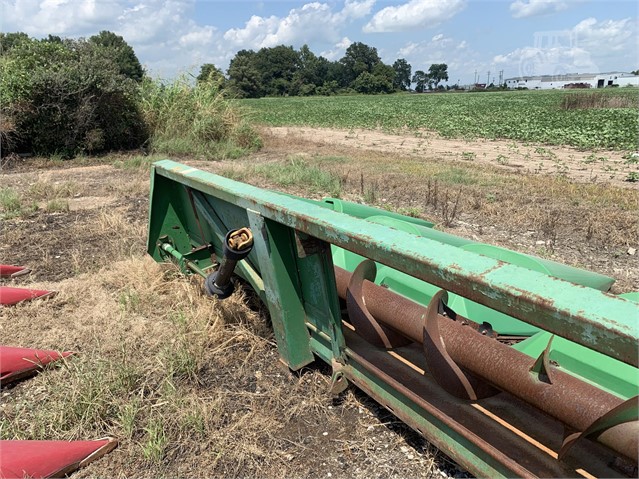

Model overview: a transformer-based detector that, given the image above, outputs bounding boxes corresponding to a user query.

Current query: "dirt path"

[266,126,639,188]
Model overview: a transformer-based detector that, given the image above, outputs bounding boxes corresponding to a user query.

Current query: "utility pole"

[499,70,504,86]
[487,70,490,85]
[474,70,477,84]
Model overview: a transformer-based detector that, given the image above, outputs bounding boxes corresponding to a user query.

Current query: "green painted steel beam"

[151,160,639,367]
[247,210,315,370]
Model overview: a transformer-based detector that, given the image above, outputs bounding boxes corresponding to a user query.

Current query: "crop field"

[244,89,639,150]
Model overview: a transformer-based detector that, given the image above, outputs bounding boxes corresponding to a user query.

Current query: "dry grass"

[215,147,639,249]
[1,256,441,478]
[27,178,84,202]
[1,159,446,478]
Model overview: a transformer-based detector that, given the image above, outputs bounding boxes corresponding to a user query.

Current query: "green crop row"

[243,89,639,150]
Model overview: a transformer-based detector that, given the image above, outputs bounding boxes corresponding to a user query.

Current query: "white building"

[505,72,639,90]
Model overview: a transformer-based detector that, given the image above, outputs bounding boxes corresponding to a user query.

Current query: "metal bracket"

[329,360,349,396]
[530,335,555,384]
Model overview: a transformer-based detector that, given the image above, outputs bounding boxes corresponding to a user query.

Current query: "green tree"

[339,42,381,86]
[411,70,430,93]
[197,63,226,88]
[88,30,144,81]
[392,58,411,91]
[292,44,329,95]
[631,69,639,75]
[316,80,339,96]
[427,63,449,89]
[43,34,63,44]
[352,71,393,94]
[253,45,300,96]
[1,36,146,156]
[227,50,262,98]
[371,62,395,93]
[325,61,348,88]
[0,32,30,54]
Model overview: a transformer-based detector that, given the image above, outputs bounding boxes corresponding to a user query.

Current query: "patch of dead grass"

[1,256,440,478]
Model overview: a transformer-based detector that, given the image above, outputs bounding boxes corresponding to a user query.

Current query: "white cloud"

[223,1,375,50]
[337,0,376,21]
[510,0,569,19]
[394,33,479,82]
[363,0,466,33]
[179,26,216,48]
[0,0,228,78]
[572,17,636,52]
[2,0,122,37]
[320,36,353,60]
[398,42,419,57]
[494,17,638,76]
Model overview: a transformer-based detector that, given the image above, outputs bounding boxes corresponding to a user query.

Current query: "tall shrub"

[0,36,146,157]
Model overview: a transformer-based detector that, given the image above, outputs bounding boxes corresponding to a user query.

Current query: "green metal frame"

[148,160,638,366]
[147,160,638,478]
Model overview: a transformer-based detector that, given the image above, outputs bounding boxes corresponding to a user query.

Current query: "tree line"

[198,42,448,98]
[0,31,450,158]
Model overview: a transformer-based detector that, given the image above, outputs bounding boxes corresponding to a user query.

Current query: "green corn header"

[147,160,638,478]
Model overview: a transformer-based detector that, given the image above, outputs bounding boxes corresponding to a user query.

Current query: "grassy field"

[244,89,639,151]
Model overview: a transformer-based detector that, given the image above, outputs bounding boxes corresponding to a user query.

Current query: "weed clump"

[140,77,262,160]
[0,37,146,157]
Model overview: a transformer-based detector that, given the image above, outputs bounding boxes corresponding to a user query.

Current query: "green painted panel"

[461,243,614,292]
[513,331,639,400]
[246,211,314,370]
[619,292,639,303]
[322,197,435,228]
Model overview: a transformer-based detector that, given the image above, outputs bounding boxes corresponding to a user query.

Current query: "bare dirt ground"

[1,127,638,477]
[267,126,639,188]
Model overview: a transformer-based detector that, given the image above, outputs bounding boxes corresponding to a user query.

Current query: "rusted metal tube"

[334,266,638,462]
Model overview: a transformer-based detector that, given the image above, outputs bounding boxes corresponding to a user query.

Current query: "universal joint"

[205,227,254,299]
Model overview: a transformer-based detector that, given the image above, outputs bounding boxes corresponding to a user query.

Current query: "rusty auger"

[147,160,639,478]
[336,263,637,463]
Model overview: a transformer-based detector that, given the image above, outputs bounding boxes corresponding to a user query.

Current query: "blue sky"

[1,0,637,84]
